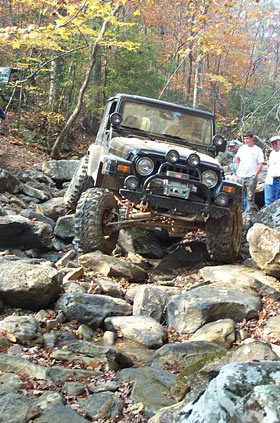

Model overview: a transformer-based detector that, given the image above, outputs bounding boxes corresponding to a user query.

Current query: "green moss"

[172,350,227,401]
[74,296,86,304]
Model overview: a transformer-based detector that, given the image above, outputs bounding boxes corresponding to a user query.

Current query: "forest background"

[0,0,279,158]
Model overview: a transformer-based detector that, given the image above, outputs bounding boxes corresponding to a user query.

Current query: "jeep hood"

[109,136,220,167]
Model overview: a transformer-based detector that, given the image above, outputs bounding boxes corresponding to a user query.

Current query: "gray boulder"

[104,315,167,348]
[0,260,62,309]
[151,341,226,370]
[118,366,176,417]
[78,392,124,420]
[42,160,79,182]
[254,199,280,229]
[0,315,43,346]
[133,285,167,321]
[0,168,22,193]
[247,223,280,277]
[0,216,53,250]
[166,283,261,334]
[55,292,132,328]
[36,197,67,221]
[177,361,280,422]
[78,251,147,282]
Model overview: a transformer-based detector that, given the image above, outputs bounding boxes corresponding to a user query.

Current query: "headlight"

[165,149,179,164]
[136,157,154,176]
[215,193,229,206]
[124,175,139,190]
[187,153,200,167]
[202,170,218,188]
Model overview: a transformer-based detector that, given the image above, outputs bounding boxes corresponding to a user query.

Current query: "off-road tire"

[74,188,119,255]
[205,200,242,263]
[64,155,93,210]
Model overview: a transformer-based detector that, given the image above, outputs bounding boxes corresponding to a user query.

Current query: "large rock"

[151,341,226,370]
[32,403,88,423]
[36,197,67,221]
[104,315,167,348]
[263,315,280,341]
[50,340,133,370]
[175,361,280,422]
[118,228,167,258]
[42,160,79,182]
[254,198,280,229]
[0,216,53,250]
[166,283,261,334]
[78,251,147,282]
[247,223,280,277]
[188,319,235,349]
[118,367,176,417]
[133,285,167,321]
[78,392,124,420]
[0,315,43,346]
[0,392,31,423]
[54,214,74,240]
[199,264,280,299]
[55,292,132,328]
[0,261,62,309]
[0,168,22,193]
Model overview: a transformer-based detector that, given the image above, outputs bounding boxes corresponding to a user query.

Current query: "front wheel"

[205,201,242,263]
[74,188,119,255]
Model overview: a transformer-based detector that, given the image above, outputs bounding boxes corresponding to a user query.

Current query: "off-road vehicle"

[68,93,242,263]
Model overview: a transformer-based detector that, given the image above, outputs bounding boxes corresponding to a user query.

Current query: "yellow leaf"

[134,9,141,17]
[89,360,99,370]
[3,331,17,342]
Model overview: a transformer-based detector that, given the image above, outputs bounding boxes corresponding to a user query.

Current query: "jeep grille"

[159,163,201,182]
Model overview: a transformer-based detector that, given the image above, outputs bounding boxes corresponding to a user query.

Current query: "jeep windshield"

[119,100,213,146]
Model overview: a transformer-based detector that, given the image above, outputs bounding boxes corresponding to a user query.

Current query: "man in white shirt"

[264,135,280,206]
[236,131,264,216]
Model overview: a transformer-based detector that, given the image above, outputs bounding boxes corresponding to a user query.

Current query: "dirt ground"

[0,131,91,173]
[0,135,48,173]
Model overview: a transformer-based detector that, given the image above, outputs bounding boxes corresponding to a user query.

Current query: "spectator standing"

[228,139,243,175]
[264,135,280,206]
[235,131,264,217]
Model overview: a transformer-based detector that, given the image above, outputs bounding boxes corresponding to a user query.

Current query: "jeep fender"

[87,144,106,184]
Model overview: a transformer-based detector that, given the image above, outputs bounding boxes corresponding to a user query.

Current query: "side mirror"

[110,112,122,126]
[212,134,226,152]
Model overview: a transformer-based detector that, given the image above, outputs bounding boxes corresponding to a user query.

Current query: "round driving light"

[124,175,138,190]
[202,170,218,188]
[215,193,229,206]
[136,157,154,176]
[165,149,179,164]
[110,112,122,126]
[213,134,224,146]
[187,153,200,167]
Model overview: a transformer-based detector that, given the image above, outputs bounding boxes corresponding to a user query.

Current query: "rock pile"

[0,160,280,422]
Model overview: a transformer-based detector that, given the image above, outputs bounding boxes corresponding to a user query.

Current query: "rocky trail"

[0,135,280,422]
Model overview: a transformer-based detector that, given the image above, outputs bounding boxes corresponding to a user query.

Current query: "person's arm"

[254,148,264,178]
[254,162,263,178]
[235,157,240,168]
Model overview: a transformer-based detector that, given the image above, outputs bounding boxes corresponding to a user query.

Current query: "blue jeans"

[264,177,280,206]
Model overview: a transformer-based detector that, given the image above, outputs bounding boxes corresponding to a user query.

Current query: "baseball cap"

[228,140,242,147]
[269,135,280,143]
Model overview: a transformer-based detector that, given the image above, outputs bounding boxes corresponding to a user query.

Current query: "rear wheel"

[64,155,93,210]
[205,200,242,263]
[74,188,119,255]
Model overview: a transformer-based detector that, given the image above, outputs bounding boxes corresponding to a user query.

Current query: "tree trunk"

[192,51,202,109]
[50,3,122,159]
[48,55,63,112]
